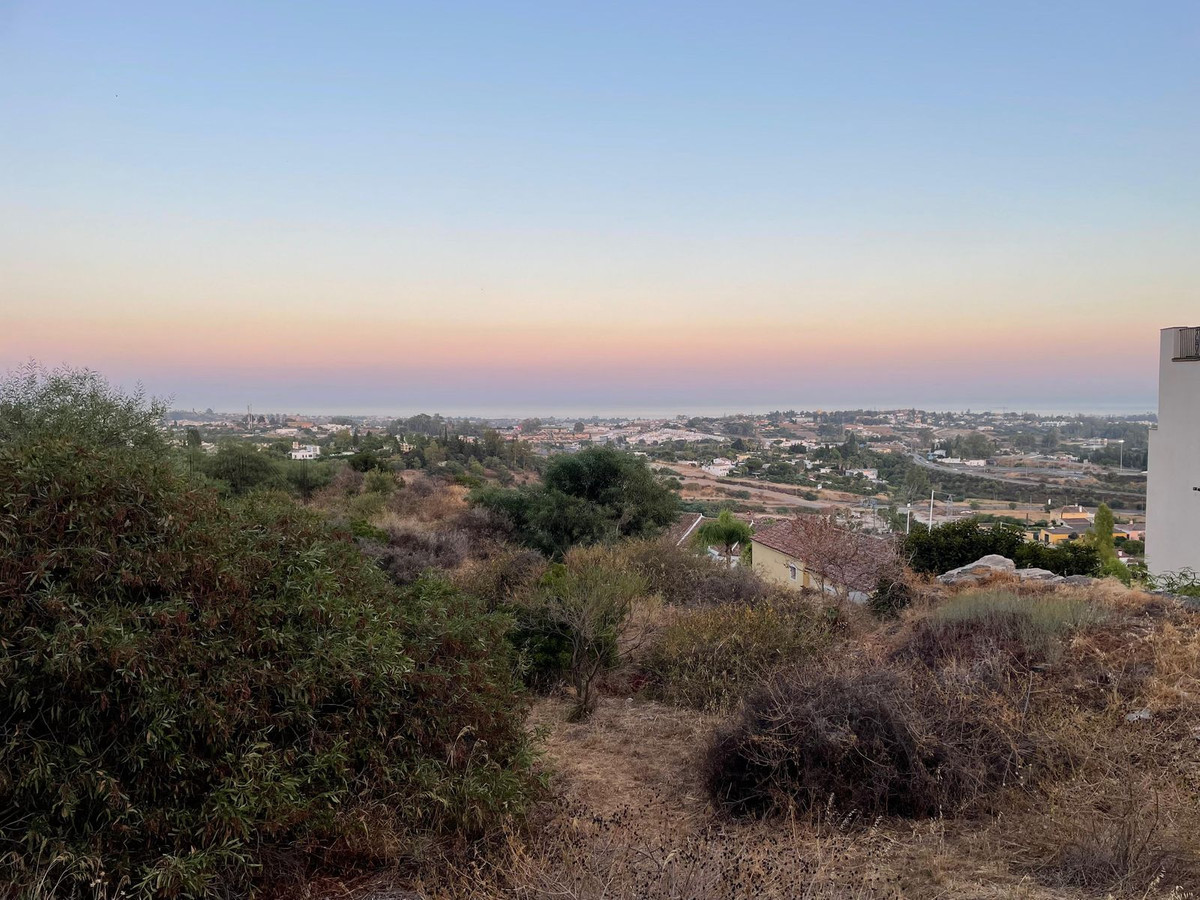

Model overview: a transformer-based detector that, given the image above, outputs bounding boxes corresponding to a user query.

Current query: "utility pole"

[928,488,935,528]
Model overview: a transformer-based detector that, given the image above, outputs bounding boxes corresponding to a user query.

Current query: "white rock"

[1016,568,1065,584]
[937,555,1017,585]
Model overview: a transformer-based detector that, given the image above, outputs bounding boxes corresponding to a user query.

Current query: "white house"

[1147,325,1200,575]
[703,458,735,476]
[290,442,321,460]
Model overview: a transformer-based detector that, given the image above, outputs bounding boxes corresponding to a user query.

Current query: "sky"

[1,1,1197,416]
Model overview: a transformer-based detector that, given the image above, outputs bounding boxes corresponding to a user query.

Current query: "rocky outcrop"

[937,555,1016,585]
[1015,568,1065,584]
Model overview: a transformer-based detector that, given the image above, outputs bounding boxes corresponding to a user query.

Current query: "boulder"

[1063,574,1096,586]
[1016,568,1065,584]
[937,555,1016,585]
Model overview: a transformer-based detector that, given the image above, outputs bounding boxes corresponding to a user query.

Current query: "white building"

[703,457,735,476]
[1146,325,1200,575]
[290,442,321,460]
[846,467,880,481]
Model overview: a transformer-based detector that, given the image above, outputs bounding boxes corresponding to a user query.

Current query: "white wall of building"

[1146,326,1200,575]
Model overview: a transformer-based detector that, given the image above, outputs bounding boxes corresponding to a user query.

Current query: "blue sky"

[1,1,1197,414]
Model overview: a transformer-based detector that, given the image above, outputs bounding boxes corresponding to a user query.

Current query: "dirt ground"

[516,696,1104,900]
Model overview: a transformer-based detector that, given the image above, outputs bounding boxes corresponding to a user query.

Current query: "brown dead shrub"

[1034,777,1199,894]
[619,539,783,607]
[703,665,1041,820]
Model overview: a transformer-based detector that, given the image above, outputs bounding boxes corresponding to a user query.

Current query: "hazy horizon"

[163,395,1158,422]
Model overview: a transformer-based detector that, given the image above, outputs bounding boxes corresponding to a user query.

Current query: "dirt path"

[530,697,714,823]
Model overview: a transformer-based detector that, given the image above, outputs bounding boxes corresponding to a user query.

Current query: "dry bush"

[406,800,910,900]
[1027,776,1200,894]
[453,547,548,611]
[362,524,471,585]
[703,665,1041,820]
[642,601,832,711]
[895,589,1106,669]
[447,505,516,547]
[384,473,466,523]
[619,539,782,607]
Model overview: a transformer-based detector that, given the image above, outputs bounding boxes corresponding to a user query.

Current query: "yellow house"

[750,518,893,603]
[753,534,820,591]
[1032,525,1087,545]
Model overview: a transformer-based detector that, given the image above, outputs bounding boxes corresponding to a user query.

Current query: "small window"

[788,564,797,581]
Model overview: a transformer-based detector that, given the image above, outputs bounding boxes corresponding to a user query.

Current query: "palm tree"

[695,509,753,568]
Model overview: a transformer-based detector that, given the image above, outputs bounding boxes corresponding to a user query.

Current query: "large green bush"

[904,520,1100,577]
[0,370,537,898]
[470,447,678,557]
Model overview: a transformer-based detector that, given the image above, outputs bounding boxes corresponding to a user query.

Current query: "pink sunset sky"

[2,2,1196,415]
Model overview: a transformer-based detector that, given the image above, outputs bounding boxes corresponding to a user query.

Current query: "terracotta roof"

[753,518,897,594]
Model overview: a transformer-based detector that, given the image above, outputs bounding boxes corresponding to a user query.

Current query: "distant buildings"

[1146,325,1200,574]
[290,442,321,460]
[702,458,735,476]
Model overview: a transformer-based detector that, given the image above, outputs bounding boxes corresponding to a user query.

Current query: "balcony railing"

[1174,326,1200,361]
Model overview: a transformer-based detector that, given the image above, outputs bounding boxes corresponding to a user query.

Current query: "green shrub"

[362,467,396,494]
[470,447,678,558]
[869,575,916,618]
[0,375,537,898]
[1013,540,1101,577]
[643,602,829,711]
[508,547,646,719]
[1147,568,1200,598]
[1099,556,1132,585]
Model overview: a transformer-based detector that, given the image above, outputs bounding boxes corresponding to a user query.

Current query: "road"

[663,464,831,512]
[908,453,1145,506]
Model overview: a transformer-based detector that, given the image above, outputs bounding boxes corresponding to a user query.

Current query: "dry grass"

[395,699,1093,900]
[303,579,1200,900]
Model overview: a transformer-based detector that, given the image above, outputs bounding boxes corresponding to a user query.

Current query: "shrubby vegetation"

[4,366,1189,898]
[903,519,1100,576]
[898,589,1105,667]
[704,665,1040,818]
[0,368,537,898]
[643,602,830,711]
[471,447,678,557]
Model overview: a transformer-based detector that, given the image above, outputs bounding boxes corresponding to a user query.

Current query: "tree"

[202,441,286,495]
[472,447,679,558]
[535,546,649,720]
[573,421,585,434]
[1091,503,1116,560]
[695,510,752,568]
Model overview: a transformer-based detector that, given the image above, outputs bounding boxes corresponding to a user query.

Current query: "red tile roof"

[753,518,897,594]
